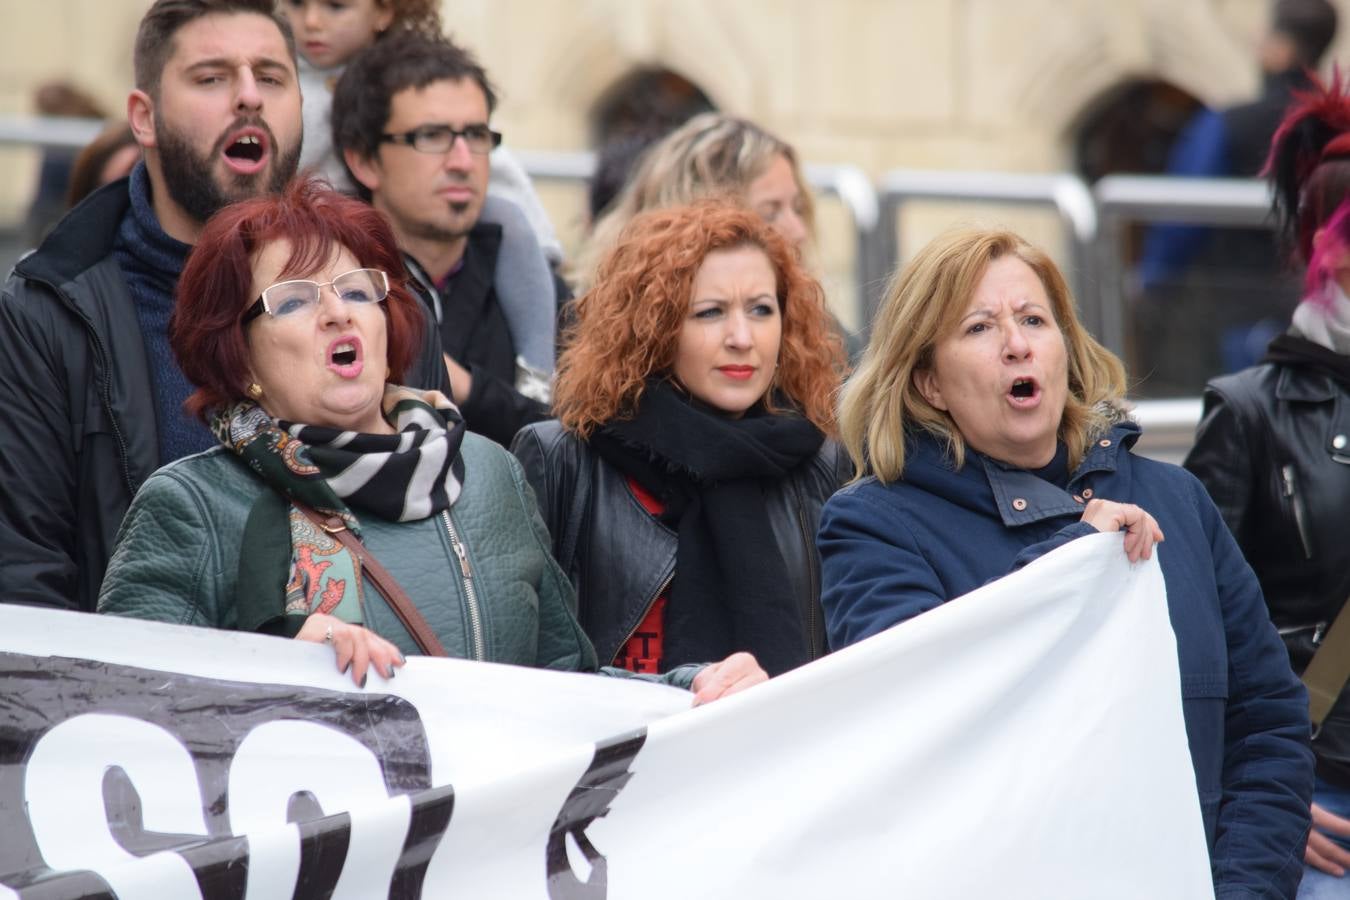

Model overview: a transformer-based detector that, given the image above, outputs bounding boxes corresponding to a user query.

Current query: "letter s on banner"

[26,713,208,900]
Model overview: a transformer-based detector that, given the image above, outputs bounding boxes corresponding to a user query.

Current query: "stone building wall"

[4,0,1349,323]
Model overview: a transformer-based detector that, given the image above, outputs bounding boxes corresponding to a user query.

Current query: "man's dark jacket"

[403,222,548,447]
[0,177,449,614]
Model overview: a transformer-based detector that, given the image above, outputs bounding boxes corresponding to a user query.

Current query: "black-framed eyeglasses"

[380,124,502,156]
[242,268,389,322]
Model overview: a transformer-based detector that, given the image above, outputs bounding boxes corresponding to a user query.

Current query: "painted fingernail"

[360,672,368,689]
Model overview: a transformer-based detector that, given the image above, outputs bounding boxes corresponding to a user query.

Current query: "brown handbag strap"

[1302,600,1350,737]
[294,503,449,657]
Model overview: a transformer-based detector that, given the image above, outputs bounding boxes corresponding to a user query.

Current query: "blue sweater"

[819,422,1313,898]
[112,163,214,466]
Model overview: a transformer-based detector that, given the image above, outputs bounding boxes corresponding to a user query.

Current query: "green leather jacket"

[98,433,698,688]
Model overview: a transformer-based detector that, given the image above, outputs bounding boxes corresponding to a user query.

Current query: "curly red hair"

[554,200,844,437]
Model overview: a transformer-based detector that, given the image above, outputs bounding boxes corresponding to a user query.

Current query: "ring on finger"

[324,624,334,644]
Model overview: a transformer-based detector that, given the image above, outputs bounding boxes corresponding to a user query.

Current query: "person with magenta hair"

[1186,75,1350,897]
[512,202,847,678]
[97,179,765,704]
[821,225,1312,898]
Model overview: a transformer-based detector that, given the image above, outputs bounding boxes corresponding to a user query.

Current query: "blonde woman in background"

[576,113,815,290]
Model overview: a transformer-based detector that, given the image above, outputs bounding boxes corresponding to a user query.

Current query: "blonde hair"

[576,113,814,288]
[839,227,1127,483]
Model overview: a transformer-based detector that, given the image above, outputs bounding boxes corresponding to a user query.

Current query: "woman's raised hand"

[296,612,406,687]
[690,651,768,706]
[1080,498,1165,563]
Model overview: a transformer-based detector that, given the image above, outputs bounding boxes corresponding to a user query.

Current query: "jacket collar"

[401,222,502,325]
[1275,365,1337,403]
[906,421,1139,528]
[14,175,131,287]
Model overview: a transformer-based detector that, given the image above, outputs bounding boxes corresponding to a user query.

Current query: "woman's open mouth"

[327,336,364,377]
[1008,377,1040,407]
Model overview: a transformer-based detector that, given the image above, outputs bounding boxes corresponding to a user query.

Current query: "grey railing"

[1091,175,1271,355]
[514,149,881,331]
[4,116,1287,453]
[0,115,102,150]
[870,170,1098,329]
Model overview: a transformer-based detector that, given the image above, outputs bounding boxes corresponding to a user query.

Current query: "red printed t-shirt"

[616,477,667,674]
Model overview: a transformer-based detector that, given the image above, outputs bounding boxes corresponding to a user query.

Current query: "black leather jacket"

[511,419,848,670]
[1185,357,1350,784]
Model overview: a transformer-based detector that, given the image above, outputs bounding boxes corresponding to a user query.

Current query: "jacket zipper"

[29,274,136,496]
[1280,465,1314,560]
[614,571,672,665]
[796,504,823,660]
[1278,621,1328,645]
[441,509,484,660]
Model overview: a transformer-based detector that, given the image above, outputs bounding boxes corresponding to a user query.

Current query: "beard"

[154,112,301,226]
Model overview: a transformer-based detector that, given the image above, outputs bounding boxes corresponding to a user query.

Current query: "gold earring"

[247,382,263,400]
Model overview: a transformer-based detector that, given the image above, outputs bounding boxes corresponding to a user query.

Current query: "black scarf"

[1264,333,1350,388]
[588,380,824,676]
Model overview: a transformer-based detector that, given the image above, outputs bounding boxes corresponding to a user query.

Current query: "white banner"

[0,533,1213,899]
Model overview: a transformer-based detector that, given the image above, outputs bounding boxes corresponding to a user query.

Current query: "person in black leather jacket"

[1185,78,1350,895]
[512,202,848,678]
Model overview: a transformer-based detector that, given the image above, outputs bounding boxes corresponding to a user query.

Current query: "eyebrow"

[183,56,293,76]
[410,121,491,131]
[692,293,777,305]
[958,298,1046,325]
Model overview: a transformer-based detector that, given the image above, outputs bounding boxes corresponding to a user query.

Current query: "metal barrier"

[871,170,1097,330]
[1130,397,1205,465]
[1091,174,1271,356]
[3,115,1289,451]
[514,148,881,331]
[0,115,102,151]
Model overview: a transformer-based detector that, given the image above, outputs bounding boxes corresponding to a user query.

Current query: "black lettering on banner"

[545,730,648,900]
[0,652,454,899]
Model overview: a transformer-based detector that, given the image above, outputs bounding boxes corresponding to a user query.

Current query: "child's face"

[281,0,394,70]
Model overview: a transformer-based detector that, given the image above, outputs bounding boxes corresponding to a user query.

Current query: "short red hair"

[554,200,845,437]
[171,177,423,421]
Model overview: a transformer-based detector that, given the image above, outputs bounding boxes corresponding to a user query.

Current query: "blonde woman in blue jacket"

[820,226,1313,898]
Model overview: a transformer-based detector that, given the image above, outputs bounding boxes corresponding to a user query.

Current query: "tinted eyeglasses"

[380,124,503,156]
[242,268,389,322]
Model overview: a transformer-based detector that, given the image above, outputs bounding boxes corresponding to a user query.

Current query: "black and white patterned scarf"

[213,386,466,632]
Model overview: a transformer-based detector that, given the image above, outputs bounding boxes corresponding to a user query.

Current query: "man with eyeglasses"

[333,31,553,447]
[0,0,448,615]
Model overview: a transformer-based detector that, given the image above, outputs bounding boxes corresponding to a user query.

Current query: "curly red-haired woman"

[512,201,848,677]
